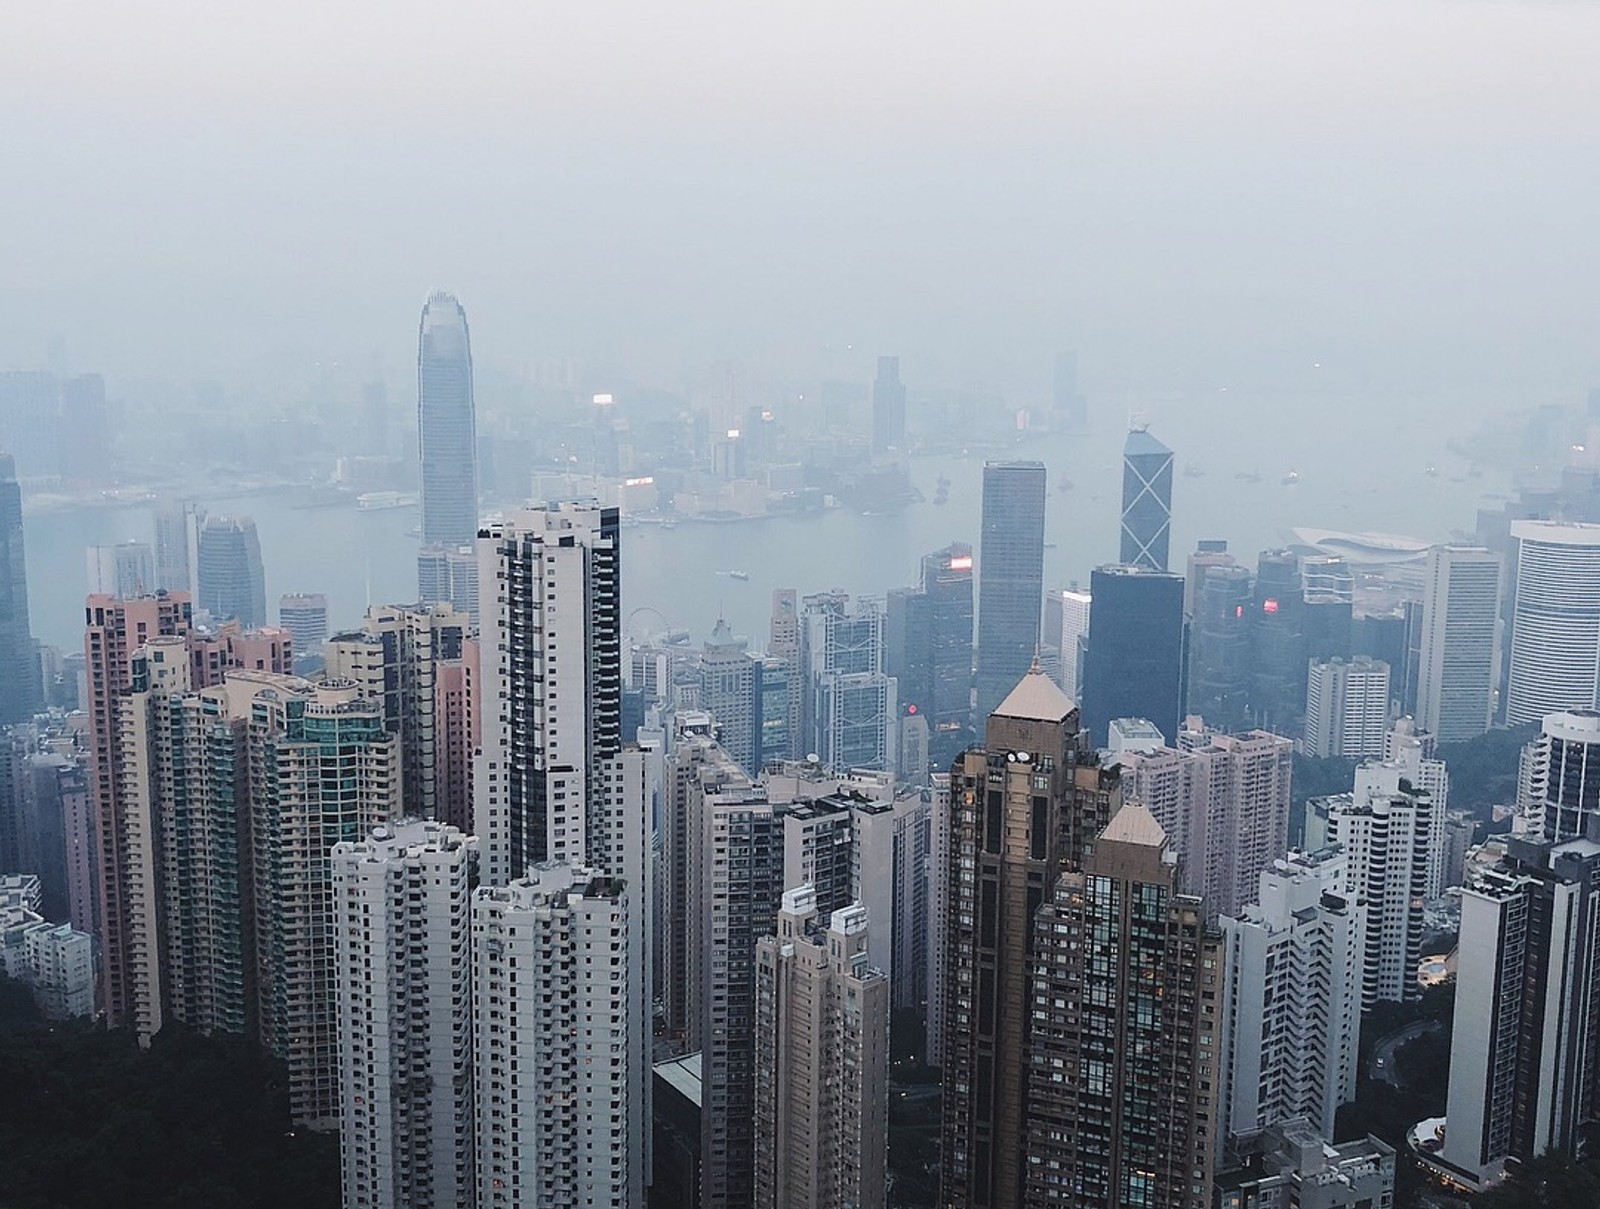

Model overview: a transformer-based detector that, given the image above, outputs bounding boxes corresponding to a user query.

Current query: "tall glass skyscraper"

[1080,564,1186,747]
[195,514,267,627]
[0,453,41,723]
[1120,427,1174,571]
[976,461,1046,720]
[417,291,479,547]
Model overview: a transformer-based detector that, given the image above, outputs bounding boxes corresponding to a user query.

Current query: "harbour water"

[22,388,1510,653]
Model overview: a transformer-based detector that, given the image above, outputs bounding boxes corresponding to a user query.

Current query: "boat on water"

[729,570,750,581]
[357,490,419,511]
[1183,464,1206,478]
[1281,471,1300,486]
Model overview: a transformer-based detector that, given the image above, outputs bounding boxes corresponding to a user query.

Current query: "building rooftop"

[994,661,1074,723]
[1124,427,1172,458]
[1099,800,1167,848]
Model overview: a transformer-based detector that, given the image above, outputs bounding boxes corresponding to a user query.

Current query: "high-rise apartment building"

[472,501,650,1193]
[1025,801,1222,1208]
[1043,586,1091,704]
[1116,719,1293,922]
[333,821,478,1209]
[700,794,787,1209]
[1081,564,1186,747]
[473,863,641,1209]
[83,592,196,1027]
[753,889,889,1209]
[1121,426,1174,571]
[1521,708,1600,842]
[870,355,906,455]
[417,291,479,548]
[1442,833,1600,1188]
[1187,564,1254,732]
[196,514,268,627]
[1308,764,1434,1007]
[699,617,762,774]
[1505,520,1600,723]
[799,592,897,772]
[249,677,400,1126]
[326,602,469,820]
[1219,848,1364,1142]
[0,454,41,723]
[86,541,155,598]
[0,873,93,1019]
[939,664,1121,1207]
[1415,545,1500,742]
[975,461,1046,720]
[1304,656,1391,759]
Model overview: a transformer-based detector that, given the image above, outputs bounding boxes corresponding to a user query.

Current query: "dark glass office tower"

[976,461,1046,720]
[870,355,906,454]
[195,514,267,627]
[1052,351,1087,430]
[888,543,975,767]
[1120,427,1174,571]
[0,454,41,723]
[1080,565,1186,746]
[417,291,478,546]
[1249,549,1307,732]
[1187,563,1254,731]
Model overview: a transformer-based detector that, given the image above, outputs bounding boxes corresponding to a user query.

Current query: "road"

[1369,1019,1442,1086]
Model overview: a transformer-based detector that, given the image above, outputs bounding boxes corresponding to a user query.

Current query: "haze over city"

[2,5,1600,1209]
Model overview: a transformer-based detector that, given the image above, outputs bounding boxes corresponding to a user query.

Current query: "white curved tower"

[1506,521,1600,725]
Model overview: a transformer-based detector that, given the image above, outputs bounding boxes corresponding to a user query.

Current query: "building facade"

[1121,427,1174,572]
[1081,564,1186,748]
[1415,545,1500,743]
[0,454,41,724]
[195,514,268,627]
[417,290,479,549]
[752,889,889,1209]
[1505,520,1600,724]
[1304,657,1391,759]
[975,461,1046,720]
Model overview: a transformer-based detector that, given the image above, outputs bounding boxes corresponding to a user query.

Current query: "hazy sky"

[2,1,1597,401]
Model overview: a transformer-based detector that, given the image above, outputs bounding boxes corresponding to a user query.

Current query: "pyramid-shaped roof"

[1098,800,1167,848]
[994,662,1074,723]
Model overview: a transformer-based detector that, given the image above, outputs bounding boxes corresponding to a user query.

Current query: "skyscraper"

[416,542,479,625]
[1052,351,1087,430]
[1121,427,1174,571]
[196,514,267,627]
[1043,585,1091,703]
[1505,520,1600,723]
[0,454,41,723]
[1309,763,1434,1008]
[1219,848,1364,1142]
[753,889,889,1209]
[1523,709,1600,842]
[86,541,155,598]
[1187,563,1254,731]
[1116,720,1293,922]
[938,664,1120,1207]
[0,372,60,481]
[152,502,192,594]
[473,864,641,1208]
[768,589,802,762]
[870,355,906,454]
[1024,802,1221,1209]
[58,373,110,484]
[1304,656,1391,759]
[1080,564,1186,747]
[1249,550,1307,732]
[799,592,897,773]
[699,617,761,774]
[886,543,974,768]
[326,602,469,821]
[333,820,478,1209]
[417,291,479,547]
[276,592,328,664]
[1416,545,1500,742]
[83,592,195,1027]
[473,501,650,1193]
[975,461,1046,720]
[1442,834,1600,1188]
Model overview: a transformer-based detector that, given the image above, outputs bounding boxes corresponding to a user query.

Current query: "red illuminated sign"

[1263,599,1280,614]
